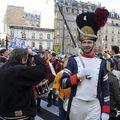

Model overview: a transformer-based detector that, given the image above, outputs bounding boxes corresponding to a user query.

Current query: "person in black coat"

[109,73,120,119]
[107,58,120,119]
[0,48,47,120]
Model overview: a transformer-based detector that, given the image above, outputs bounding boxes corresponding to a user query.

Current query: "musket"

[55,0,85,68]
[54,1,85,120]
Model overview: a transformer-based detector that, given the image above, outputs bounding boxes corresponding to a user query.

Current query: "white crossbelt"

[48,62,56,76]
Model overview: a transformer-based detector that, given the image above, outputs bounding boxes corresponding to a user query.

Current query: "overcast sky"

[0,0,54,32]
[0,0,119,32]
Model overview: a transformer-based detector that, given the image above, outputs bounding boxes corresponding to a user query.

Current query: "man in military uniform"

[61,8,110,120]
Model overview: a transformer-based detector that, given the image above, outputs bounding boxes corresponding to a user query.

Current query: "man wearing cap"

[111,45,119,57]
[61,8,110,120]
[0,48,47,120]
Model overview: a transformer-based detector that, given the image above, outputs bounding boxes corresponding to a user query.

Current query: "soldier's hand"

[78,68,92,80]
[27,48,37,56]
[116,110,120,117]
[101,113,109,120]
[55,89,59,96]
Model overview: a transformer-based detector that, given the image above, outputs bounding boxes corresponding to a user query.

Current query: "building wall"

[3,3,120,53]
[54,1,99,54]
[3,5,54,51]
[4,5,41,28]
[8,25,54,50]
[54,1,120,53]
[97,12,120,51]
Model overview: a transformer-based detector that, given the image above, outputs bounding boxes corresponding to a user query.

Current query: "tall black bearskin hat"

[76,7,109,42]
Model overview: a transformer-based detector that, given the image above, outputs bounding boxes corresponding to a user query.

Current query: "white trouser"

[69,97,101,120]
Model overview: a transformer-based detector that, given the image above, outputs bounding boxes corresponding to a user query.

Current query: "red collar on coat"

[82,54,95,58]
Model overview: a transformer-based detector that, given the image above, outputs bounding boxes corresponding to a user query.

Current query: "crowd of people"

[0,7,120,120]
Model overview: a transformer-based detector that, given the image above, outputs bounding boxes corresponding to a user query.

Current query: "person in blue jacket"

[61,7,110,120]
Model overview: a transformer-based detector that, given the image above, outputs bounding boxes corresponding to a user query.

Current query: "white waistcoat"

[74,56,101,101]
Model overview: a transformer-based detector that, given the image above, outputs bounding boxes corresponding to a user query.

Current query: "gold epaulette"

[106,61,111,72]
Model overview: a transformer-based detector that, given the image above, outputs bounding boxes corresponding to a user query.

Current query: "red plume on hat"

[76,7,109,41]
[94,7,109,30]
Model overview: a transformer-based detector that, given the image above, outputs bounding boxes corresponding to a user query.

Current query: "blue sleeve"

[99,60,110,113]
[60,57,78,88]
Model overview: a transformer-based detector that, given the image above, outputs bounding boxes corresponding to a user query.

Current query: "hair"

[51,52,56,57]
[0,49,7,56]
[0,56,7,64]
[112,45,119,54]
[63,56,68,67]
[107,58,118,70]
[9,48,28,63]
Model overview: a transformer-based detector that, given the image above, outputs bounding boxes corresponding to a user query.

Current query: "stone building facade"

[3,5,54,50]
[54,0,99,54]
[54,0,120,53]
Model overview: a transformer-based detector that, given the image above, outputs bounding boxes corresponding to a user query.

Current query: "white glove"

[27,49,37,56]
[101,113,109,120]
[116,110,120,117]
[55,89,59,96]
[79,68,91,79]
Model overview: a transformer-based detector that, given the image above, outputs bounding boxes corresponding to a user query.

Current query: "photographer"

[0,48,47,120]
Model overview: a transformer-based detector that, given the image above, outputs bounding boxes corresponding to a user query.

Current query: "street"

[35,99,59,120]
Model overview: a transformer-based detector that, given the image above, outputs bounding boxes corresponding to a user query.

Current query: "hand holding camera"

[27,48,37,56]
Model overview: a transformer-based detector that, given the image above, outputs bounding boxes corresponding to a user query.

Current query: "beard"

[81,46,94,54]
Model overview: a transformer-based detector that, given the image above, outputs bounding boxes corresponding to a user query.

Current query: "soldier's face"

[81,40,95,54]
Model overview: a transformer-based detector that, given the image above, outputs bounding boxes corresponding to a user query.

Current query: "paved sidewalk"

[36,99,59,120]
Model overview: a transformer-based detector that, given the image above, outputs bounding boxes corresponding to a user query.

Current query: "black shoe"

[53,101,58,106]
[47,103,52,107]
[37,107,41,112]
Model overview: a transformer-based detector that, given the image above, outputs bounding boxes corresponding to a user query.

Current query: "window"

[32,42,35,47]
[39,33,43,39]
[47,34,50,39]
[61,6,63,12]
[118,37,120,42]
[105,44,107,49]
[112,29,114,33]
[105,29,108,33]
[118,30,120,34]
[32,32,35,39]
[112,21,114,25]
[47,42,51,49]
[111,13,114,17]
[72,9,74,14]
[105,35,108,41]
[112,37,114,42]
[56,30,59,35]
[21,31,26,39]
[39,42,42,50]
[66,8,68,12]
[10,30,14,38]
[116,23,119,26]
